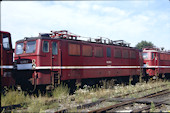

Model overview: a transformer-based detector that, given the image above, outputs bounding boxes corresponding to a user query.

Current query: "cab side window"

[43,41,49,52]
[52,42,58,55]
[152,53,155,59]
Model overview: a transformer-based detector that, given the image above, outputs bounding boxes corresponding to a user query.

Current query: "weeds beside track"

[55,81,170,112]
[1,80,170,112]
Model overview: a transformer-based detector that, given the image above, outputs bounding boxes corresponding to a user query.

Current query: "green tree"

[135,40,154,50]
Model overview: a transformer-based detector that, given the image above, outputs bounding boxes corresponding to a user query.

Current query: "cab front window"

[52,42,58,55]
[16,43,24,55]
[142,53,148,59]
[26,41,36,53]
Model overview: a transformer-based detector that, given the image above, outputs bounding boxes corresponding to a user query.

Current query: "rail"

[55,84,168,113]
[88,89,169,113]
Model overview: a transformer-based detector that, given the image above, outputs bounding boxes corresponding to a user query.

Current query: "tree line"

[135,40,155,50]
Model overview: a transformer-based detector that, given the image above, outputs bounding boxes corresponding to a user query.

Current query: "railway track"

[88,89,170,113]
[0,103,26,112]
[131,103,164,113]
[54,84,169,113]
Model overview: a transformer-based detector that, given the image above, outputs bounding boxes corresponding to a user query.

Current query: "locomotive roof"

[16,36,52,42]
[16,36,137,49]
[0,31,10,34]
[143,49,170,54]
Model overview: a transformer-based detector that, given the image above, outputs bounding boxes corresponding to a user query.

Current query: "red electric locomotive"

[143,48,170,79]
[0,31,15,87]
[14,30,142,90]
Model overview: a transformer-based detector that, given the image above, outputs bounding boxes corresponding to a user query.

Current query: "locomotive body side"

[60,39,141,81]
[159,52,170,77]
[0,31,15,87]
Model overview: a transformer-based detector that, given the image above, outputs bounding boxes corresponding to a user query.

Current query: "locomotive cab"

[143,48,159,77]
[15,39,38,70]
[14,36,60,90]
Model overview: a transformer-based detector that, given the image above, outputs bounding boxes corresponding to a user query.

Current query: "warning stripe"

[35,66,141,70]
[144,66,170,68]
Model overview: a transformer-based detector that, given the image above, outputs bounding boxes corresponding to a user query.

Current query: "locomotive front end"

[142,48,159,78]
[14,35,60,91]
[14,38,40,90]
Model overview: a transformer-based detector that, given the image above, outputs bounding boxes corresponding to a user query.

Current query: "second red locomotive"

[143,47,170,79]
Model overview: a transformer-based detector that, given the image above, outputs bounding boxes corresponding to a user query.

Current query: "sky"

[1,0,170,50]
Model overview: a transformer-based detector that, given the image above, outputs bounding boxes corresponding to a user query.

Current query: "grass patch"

[1,84,69,112]
[27,95,59,113]
[72,80,170,104]
[1,89,30,106]
[26,84,69,112]
[150,101,156,112]
[52,83,70,100]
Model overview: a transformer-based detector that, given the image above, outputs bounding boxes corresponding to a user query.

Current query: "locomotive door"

[152,52,158,66]
[152,52,159,75]
[51,41,61,85]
